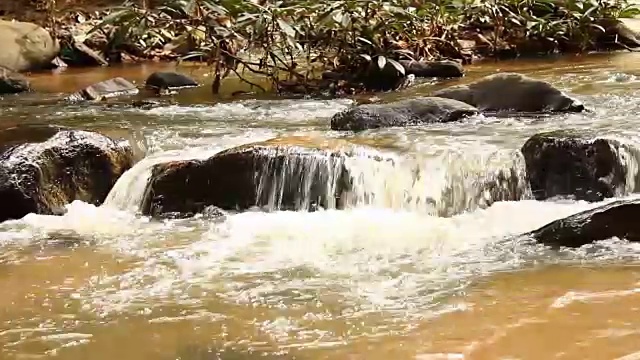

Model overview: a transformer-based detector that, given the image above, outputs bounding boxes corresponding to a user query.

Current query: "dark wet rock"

[145,71,199,91]
[399,59,464,78]
[66,77,139,102]
[0,67,30,94]
[130,99,163,110]
[432,73,584,113]
[528,199,640,248]
[0,130,134,222]
[141,138,356,217]
[521,131,627,202]
[0,20,59,72]
[330,96,479,131]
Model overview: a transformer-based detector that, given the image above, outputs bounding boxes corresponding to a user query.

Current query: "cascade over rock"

[140,137,358,217]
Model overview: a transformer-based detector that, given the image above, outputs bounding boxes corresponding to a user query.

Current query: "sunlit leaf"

[387,58,405,75]
[377,55,386,70]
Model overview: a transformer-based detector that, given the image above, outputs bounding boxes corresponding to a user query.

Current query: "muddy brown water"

[3,53,640,359]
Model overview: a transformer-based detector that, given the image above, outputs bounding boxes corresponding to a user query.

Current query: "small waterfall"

[102,141,532,217]
[253,146,349,211]
[341,149,531,216]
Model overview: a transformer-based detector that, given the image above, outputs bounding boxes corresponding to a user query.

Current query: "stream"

[2,53,640,359]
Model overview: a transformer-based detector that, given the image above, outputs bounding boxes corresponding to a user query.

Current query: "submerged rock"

[528,199,640,248]
[399,59,464,78]
[0,20,59,72]
[330,96,479,131]
[0,130,134,222]
[521,131,628,202]
[145,72,199,91]
[66,77,139,102]
[0,67,30,94]
[432,73,584,113]
[141,137,357,217]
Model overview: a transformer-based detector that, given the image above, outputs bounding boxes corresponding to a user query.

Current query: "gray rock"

[0,20,60,72]
[330,96,479,131]
[528,198,640,248]
[0,130,134,223]
[0,67,30,94]
[145,71,198,90]
[433,73,585,113]
[521,131,627,202]
[66,77,139,102]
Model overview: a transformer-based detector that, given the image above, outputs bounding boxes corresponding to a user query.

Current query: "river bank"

[3,0,640,96]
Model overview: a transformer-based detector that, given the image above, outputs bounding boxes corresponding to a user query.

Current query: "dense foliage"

[84,0,639,92]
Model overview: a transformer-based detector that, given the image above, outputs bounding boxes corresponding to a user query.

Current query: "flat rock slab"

[528,199,640,248]
[330,96,479,131]
[521,131,628,202]
[66,77,139,101]
[0,130,134,222]
[433,72,585,113]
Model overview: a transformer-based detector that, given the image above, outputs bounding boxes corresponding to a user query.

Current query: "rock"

[521,131,627,202]
[0,130,134,222]
[0,67,30,94]
[66,77,139,102]
[399,59,464,78]
[140,137,356,217]
[528,199,640,248]
[145,72,198,91]
[0,20,59,72]
[330,96,479,131]
[432,73,585,113]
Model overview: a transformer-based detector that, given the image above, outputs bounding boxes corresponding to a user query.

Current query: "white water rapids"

[6,62,640,357]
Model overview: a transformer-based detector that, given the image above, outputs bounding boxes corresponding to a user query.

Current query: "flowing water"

[3,54,640,359]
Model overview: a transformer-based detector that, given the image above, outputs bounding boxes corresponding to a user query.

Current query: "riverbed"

[2,53,640,359]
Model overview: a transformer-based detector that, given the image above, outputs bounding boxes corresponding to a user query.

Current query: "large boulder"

[432,73,585,113]
[0,67,30,94]
[140,138,359,217]
[330,97,479,131]
[0,130,135,222]
[521,131,628,202]
[145,72,198,90]
[528,199,640,248]
[0,20,60,72]
[66,77,139,102]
